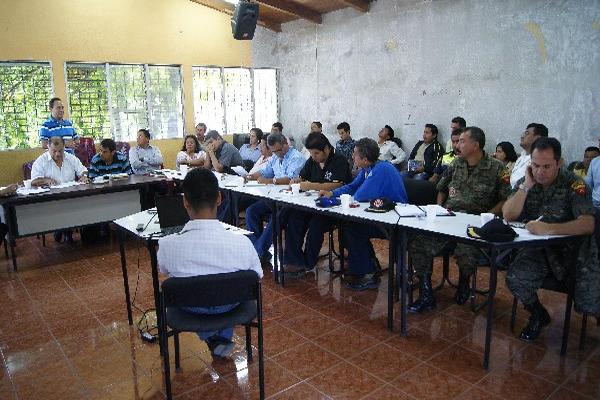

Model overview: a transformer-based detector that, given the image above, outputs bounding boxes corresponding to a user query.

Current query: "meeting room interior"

[0,0,599,399]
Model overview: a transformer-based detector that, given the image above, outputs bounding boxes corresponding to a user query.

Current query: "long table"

[0,175,165,270]
[115,172,577,369]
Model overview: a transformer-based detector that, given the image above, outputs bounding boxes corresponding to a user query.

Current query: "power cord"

[130,240,159,342]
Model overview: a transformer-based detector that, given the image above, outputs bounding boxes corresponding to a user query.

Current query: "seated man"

[335,122,356,169]
[429,128,463,184]
[568,146,600,178]
[31,136,89,242]
[245,133,305,262]
[40,97,79,154]
[510,123,548,188]
[88,138,132,178]
[204,130,244,173]
[157,168,262,358]
[504,137,598,342]
[284,133,352,273]
[129,129,163,175]
[404,124,444,180]
[408,127,510,312]
[319,138,408,290]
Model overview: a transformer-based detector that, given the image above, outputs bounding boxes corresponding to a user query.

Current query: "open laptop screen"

[156,194,189,230]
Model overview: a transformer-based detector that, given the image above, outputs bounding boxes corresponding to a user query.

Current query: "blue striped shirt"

[39,116,79,154]
[260,147,305,180]
[88,151,133,178]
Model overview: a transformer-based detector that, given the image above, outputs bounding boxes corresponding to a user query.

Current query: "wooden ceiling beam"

[339,0,370,13]
[255,0,322,24]
[189,0,281,32]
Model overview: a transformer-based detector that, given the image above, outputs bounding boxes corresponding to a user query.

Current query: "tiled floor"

[0,233,599,399]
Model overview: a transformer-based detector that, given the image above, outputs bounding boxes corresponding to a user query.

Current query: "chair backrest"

[403,176,437,205]
[161,270,260,308]
[75,137,96,167]
[232,133,250,149]
[115,141,131,158]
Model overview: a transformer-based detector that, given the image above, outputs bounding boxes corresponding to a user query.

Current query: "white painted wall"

[252,0,600,162]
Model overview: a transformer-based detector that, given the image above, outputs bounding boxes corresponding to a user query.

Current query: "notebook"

[156,194,190,235]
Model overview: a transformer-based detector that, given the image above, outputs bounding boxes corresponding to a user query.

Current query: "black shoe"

[53,231,63,243]
[408,274,436,313]
[519,300,551,342]
[206,336,235,359]
[454,273,472,305]
[260,251,273,266]
[345,274,380,291]
[64,231,74,244]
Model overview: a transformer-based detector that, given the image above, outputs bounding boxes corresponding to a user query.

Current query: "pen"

[536,215,544,221]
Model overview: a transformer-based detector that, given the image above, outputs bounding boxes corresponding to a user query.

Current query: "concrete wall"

[252,0,600,162]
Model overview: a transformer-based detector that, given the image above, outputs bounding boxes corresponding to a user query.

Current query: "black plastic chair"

[510,273,589,356]
[159,270,264,400]
[402,176,437,206]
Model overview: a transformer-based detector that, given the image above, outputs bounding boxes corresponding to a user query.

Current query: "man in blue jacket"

[319,138,408,290]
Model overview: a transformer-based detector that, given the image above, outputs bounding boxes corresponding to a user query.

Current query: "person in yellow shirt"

[429,128,463,184]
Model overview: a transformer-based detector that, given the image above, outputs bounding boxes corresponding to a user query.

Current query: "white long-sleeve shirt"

[129,145,163,175]
[378,140,406,165]
[157,219,263,278]
[510,152,530,188]
[31,151,87,183]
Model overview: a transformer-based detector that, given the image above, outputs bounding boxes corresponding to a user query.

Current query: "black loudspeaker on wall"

[231,1,259,40]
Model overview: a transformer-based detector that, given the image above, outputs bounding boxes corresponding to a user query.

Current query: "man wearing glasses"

[510,123,548,188]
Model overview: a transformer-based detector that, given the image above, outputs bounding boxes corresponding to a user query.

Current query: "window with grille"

[0,62,53,150]
[192,67,225,134]
[66,63,184,142]
[66,64,110,140]
[192,67,277,135]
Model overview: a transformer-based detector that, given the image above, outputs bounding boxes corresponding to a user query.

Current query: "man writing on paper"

[408,127,510,313]
[503,137,600,342]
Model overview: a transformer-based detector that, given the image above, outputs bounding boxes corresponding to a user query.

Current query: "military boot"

[519,300,551,342]
[408,274,436,313]
[454,273,472,305]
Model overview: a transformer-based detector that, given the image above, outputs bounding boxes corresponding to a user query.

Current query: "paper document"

[395,204,425,217]
[231,166,248,176]
[17,187,50,195]
[425,204,453,216]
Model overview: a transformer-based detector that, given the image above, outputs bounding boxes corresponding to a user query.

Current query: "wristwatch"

[518,183,531,193]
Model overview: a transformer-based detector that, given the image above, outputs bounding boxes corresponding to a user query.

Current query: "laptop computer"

[156,194,190,235]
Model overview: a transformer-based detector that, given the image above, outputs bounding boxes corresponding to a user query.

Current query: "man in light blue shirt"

[245,132,305,261]
[585,155,600,250]
[129,129,163,175]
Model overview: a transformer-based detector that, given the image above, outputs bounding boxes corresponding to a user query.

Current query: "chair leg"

[160,324,172,399]
[338,224,344,274]
[42,234,46,247]
[174,333,181,372]
[3,239,8,260]
[510,298,518,332]
[579,313,588,351]
[561,293,573,357]
[245,324,253,362]
[328,228,334,273]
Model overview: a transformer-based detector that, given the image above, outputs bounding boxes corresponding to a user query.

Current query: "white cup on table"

[180,164,188,173]
[290,183,301,195]
[340,194,352,209]
[23,179,32,189]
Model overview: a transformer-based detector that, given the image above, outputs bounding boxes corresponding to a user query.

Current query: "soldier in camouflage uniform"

[409,127,511,313]
[503,137,597,342]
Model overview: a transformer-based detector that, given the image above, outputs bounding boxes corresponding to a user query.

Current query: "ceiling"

[189,0,373,32]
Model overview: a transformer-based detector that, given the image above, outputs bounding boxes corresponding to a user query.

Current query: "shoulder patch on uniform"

[571,179,587,196]
[500,167,511,184]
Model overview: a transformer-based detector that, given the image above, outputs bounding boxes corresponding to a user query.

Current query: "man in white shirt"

[510,123,548,188]
[31,136,89,243]
[157,168,262,359]
[31,136,88,187]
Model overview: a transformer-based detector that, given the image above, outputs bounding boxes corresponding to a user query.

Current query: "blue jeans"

[246,201,290,259]
[285,211,335,268]
[182,303,239,341]
[343,224,386,275]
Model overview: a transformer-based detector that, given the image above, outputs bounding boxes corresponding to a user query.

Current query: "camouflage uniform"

[409,153,511,275]
[506,169,600,313]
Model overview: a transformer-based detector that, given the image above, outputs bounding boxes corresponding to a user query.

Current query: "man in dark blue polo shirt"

[284,133,352,274]
[88,138,133,178]
[40,97,79,154]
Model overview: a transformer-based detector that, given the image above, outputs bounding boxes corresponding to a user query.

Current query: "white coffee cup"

[480,213,495,226]
[425,205,437,223]
[180,164,189,173]
[291,183,301,195]
[237,176,245,187]
[23,179,32,189]
[340,194,352,209]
